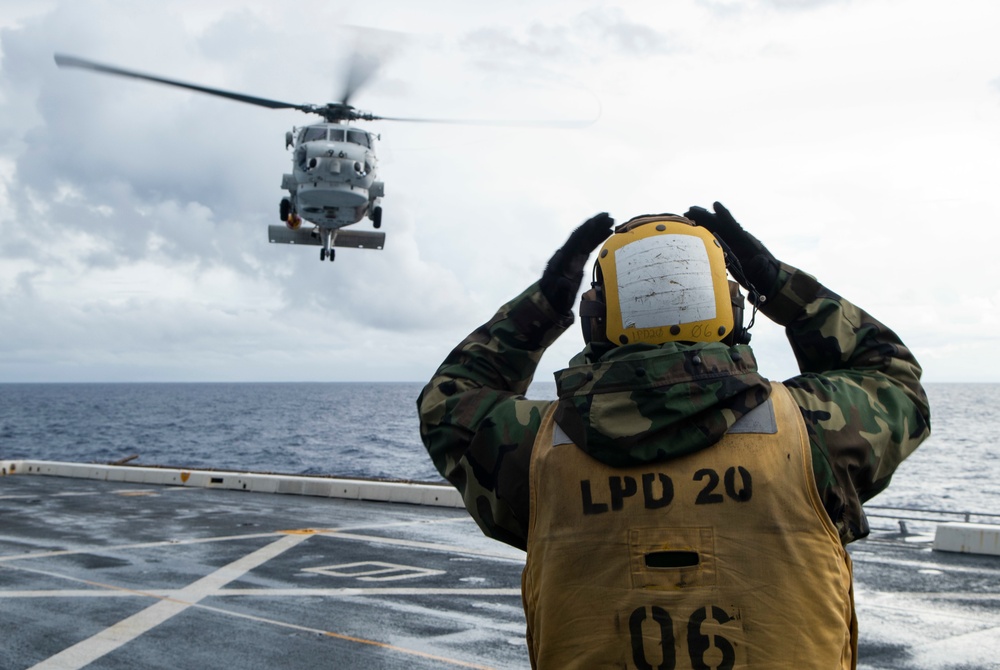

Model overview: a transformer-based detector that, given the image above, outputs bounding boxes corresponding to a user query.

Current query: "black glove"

[684,201,779,303]
[540,212,614,315]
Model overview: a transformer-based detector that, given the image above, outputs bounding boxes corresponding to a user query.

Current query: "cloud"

[0,3,485,381]
[461,7,678,71]
[2,0,1000,383]
[764,0,848,8]
[697,0,850,13]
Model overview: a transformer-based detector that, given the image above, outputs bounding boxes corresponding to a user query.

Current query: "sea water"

[0,382,996,517]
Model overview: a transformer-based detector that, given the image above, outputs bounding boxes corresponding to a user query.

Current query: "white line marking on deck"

[303,560,446,581]
[0,590,169,598]
[173,600,500,670]
[220,587,521,597]
[0,532,283,563]
[0,517,475,564]
[0,587,522,598]
[2,520,515,670]
[27,533,309,670]
[0,493,97,500]
[317,530,526,561]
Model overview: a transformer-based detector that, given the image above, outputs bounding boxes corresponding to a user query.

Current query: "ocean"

[0,382,997,518]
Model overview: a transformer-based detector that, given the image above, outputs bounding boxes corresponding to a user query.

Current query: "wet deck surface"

[850,531,1000,669]
[2,474,998,669]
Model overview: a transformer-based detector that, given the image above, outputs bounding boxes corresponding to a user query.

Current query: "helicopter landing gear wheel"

[320,248,326,261]
[328,249,335,261]
[279,198,290,222]
[372,206,383,229]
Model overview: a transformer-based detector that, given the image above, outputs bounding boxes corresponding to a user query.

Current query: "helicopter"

[55,53,411,261]
[54,52,595,262]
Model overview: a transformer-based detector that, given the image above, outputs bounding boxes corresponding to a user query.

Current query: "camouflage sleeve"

[761,263,932,544]
[417,282,569,550]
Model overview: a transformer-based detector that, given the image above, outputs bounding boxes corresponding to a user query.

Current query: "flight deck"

[1,464,998,669]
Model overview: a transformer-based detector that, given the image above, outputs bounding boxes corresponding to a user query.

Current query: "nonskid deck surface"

[850,532,1000,669]
[1,474,998,670]
[0,475,526,670]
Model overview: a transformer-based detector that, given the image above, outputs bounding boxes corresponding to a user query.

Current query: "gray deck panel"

[3,474,999,669]
[1,476,525,670]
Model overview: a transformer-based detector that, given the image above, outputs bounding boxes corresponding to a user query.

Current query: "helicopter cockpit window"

[328,128,346,142]
[347,130,371,148]
[302,127,328,143]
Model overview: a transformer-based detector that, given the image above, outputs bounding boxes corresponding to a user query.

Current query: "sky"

[1,0,998,384]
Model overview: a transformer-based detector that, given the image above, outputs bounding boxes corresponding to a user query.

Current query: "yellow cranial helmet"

[580,214,745,346]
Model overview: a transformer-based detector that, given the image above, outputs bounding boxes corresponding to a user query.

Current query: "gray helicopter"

[55,53,417,262]
[54,53,594,262]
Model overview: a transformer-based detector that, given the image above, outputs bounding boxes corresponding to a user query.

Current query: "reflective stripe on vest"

[523,383,856,669]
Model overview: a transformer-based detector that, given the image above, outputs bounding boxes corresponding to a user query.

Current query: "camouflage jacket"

[417,262,931,549]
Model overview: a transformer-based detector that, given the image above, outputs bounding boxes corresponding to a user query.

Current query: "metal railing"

[864,504,1000,535]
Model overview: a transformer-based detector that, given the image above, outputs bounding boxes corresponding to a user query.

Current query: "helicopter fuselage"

[284,123,383,228]
[54,52,393,262]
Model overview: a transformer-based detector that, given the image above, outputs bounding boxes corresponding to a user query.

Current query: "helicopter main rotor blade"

[54,53,308,112]
[338,51,383,107]
[371,114,597,129]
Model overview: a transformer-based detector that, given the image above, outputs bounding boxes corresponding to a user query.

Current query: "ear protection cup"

[579,289,605,345]
[728,280,750,345]
[579,257,608,345]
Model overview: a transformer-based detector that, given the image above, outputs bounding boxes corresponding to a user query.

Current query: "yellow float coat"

[523,383,856,669]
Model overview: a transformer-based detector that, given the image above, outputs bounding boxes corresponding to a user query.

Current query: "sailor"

[417,202,930,669]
